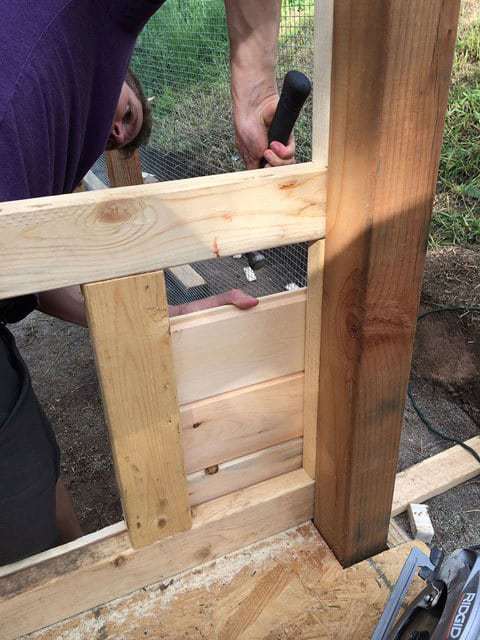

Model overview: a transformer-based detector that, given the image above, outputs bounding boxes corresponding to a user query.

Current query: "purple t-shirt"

[0,0,165,202]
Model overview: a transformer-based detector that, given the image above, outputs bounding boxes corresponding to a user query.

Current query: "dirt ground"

[10,245,480,552]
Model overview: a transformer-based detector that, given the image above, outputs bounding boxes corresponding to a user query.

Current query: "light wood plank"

[392,437,480,517]
[302,240,325,478]
[106,149,143,187]
[83,271,191,548]
[0,470,314,640]
[170,290,306,405]
[7,528,427,640]
[169,264,206,289]
[314,0,460,566]
[312,0,334,166]
[387,519,411,548]
[0,163,326,299]
[181,373,304,474]
[187,438,303,506]
[303,0,333,477]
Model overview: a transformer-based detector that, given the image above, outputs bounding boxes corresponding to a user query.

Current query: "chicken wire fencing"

[92,0,315,305]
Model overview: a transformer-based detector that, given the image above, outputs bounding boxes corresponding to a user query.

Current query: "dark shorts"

[0,324,60,566]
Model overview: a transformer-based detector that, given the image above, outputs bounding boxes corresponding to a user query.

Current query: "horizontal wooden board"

[169,265,206,288]
[171,290,306,404]
[187,438,303,506]
[29,534,426,640]
[392,436,480,516]
[0,163,326,299]
[0,470,314,640]
[181,373,304,473]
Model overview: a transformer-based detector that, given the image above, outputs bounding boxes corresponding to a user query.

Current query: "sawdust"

[26,526,320,640]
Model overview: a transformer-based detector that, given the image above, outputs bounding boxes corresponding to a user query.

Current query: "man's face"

[106,82,143,150]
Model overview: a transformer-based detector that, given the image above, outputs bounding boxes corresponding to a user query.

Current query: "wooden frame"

[0,0,459,636]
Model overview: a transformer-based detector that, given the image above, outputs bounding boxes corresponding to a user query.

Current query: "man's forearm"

[37,286,87,327]
[225,1,281,109]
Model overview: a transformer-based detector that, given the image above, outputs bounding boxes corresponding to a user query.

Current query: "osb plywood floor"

[26,523,423,640]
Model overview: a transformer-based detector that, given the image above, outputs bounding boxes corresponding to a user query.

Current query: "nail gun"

[372,546,480,639]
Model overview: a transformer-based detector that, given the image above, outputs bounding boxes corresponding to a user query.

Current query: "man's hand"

[234,94,296,169]
[225,1,294,170]
[170,289,258,317]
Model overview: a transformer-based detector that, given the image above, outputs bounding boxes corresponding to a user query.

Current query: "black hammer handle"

[260,70,312,169]
[247,71,312,270]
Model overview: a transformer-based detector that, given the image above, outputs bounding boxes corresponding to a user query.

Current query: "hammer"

[246,70,312,271]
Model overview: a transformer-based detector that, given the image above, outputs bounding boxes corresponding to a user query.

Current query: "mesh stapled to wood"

[93,0,315,305]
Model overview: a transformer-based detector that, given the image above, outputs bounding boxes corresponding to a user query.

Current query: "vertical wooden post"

[85,149,191,548]
[106,149,143,187]
[314,0,460,566]
[83,272,191,547]
[303,0,333,478]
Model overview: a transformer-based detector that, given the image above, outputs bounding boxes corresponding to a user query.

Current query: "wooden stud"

[314,0,460,566]
[311,0,334,167]
[0,470,314,639]
[106,149,144,187]
[302,0,333,478]
[0,163,326,300]
[303,240,325,478]
[83,271,191,548]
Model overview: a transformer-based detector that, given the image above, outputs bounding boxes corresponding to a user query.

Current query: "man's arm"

[37,286,258,326]
[224,0,295,169]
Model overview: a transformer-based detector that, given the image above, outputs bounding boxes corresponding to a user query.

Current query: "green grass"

[133,0,229,117]
[132,3,479,247]
[132,1,315,173]
[431,19,480,246]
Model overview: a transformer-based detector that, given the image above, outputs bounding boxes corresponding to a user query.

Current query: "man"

[0,0,295,565]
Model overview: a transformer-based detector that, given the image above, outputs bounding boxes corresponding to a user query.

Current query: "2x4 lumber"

[302,0,333,477]
[170,289,306,405]
[312,0,334,167]
[0,163,326,300]
[187,438,303,506]
[106,149,144,187]
[302,240,325,478]
[314,0,460,566]
[0,470,314,640]
[181,373,304,474]
[392,437,480,517]
[83,271,191,548]
[169,264,206,289]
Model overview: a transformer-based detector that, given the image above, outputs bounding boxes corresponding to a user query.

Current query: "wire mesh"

[93,0,315,305]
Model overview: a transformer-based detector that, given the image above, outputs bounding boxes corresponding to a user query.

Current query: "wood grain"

[314,0,460,566]
[181,373,304,474]
[302,240,325,478]
[83,272,191,548]
[302,0,331,476]
[0,470,314,639]
[187,438,303,506]
[170,289,306,404]
[392,437,480,516]
[0,163,326,299]
[312,0,334,166]
[19,527,427,640]
[168,264,206,288]
[105,149,143,187]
